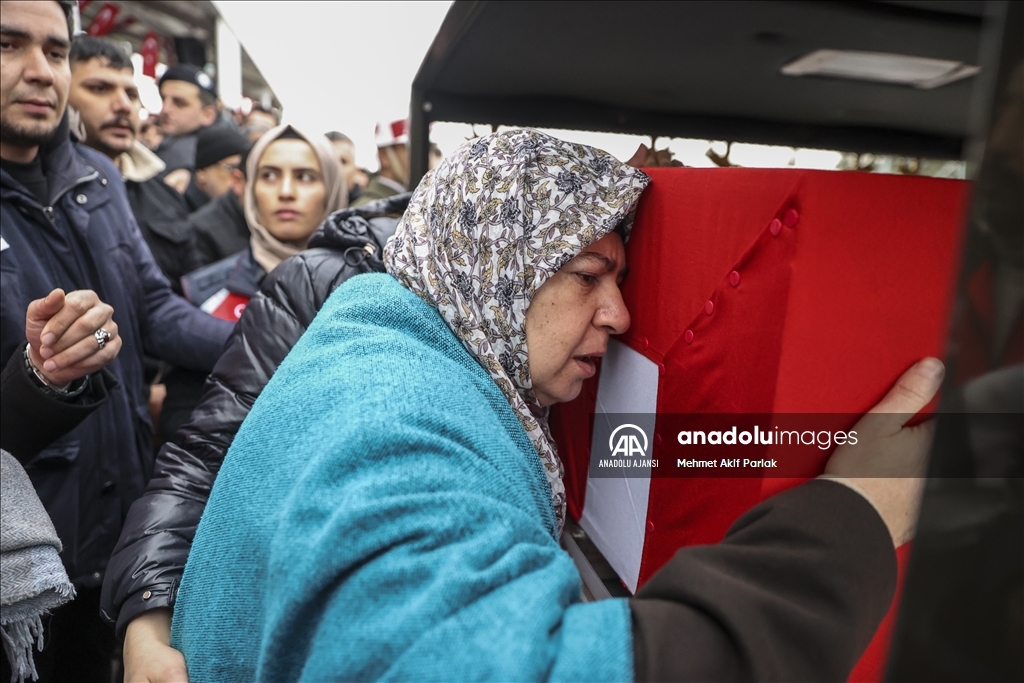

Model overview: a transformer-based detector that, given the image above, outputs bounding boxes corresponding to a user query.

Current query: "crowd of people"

[2,2,939,682]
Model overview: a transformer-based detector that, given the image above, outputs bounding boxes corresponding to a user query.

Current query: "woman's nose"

[279,174,295,198]
[596,285,631,335]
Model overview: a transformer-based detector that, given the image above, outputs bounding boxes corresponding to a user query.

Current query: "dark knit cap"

[195,122,251,170]
[159,63,217,97]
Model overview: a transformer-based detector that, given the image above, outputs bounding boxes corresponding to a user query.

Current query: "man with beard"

[68,36,197,293]
[188,120,251,268]
[0,2,231,678]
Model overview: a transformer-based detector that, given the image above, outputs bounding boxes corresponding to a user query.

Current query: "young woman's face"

[524,232,630,406]
[254,138,326,244]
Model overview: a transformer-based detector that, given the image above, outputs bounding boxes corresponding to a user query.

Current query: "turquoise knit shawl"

[171,273,632,682]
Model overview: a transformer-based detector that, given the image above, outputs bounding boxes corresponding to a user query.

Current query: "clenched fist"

[25,288,121,388]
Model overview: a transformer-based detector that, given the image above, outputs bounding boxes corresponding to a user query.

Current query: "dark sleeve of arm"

[191,222,218,270]
[631,479,897,683]
[120,199,232,372]
[0,346,117,463]
[101,256,321,636]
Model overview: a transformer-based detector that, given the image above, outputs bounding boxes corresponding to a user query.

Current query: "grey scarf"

[1,451,74,683]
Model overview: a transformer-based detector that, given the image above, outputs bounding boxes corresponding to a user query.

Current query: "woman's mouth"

[275,209,300,220]
[573,355,598,378]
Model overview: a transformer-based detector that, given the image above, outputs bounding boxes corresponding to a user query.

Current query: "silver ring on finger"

[94,327,112,349]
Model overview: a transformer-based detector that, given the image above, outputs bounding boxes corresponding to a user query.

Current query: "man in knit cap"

[189,120,251,268]
[155,63,219,210]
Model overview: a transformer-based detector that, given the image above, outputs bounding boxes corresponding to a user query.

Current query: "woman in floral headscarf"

[385,130,648,531]
[169,130,922,683]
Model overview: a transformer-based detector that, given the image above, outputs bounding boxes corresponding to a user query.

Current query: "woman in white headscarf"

[181,124,346,321]
[169,129,935,683]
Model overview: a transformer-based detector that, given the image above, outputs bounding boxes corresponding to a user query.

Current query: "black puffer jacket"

[100,195,409,634]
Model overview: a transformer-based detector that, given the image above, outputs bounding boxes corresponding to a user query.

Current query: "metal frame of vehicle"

[408,0,991,186]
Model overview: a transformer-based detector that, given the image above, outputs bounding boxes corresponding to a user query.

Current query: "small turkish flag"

[200,289,250,323]
[86,2,119,36]
[141,32,159,78]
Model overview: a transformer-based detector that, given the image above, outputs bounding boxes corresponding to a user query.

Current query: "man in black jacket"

[68,36,197,294]
[0,2,232,678]
[154,64,218,211]
[188,121,251,268]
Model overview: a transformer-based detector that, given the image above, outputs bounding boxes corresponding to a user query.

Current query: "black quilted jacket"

[100,195,409,635]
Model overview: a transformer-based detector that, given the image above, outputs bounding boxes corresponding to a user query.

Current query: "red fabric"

[85,2,119,36]
[552,167,969,681]
[141,32,160,79]
[848,542,913,682]
[549,367,599,523]
[206,292,250,322]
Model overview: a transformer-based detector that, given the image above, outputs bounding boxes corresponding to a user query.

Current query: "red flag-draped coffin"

[551,167,969,682]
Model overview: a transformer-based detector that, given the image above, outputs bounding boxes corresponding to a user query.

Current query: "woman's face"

[254,138,326,244]
[525,232,630,406]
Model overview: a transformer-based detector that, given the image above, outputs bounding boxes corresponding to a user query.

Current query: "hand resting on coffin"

[822,357,944,546]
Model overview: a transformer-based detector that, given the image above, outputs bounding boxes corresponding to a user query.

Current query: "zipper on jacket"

[45,169,99,219]
[39,169,98,227]
[38,170,101,286]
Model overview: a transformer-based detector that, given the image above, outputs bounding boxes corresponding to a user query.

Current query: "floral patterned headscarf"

[385,129,650,531]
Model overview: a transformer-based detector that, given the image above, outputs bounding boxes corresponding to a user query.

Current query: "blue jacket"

[0,132,232,585]
[172,273,631,682]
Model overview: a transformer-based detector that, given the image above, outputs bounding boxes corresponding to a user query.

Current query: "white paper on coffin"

[579,339,659,593]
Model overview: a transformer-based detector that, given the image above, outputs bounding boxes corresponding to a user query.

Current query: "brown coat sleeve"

[632,479,897,682]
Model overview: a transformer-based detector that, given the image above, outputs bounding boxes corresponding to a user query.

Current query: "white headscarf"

[385,129,649,530]
[245,124,347,272]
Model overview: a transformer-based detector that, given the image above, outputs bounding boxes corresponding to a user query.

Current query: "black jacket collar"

[0,113,99,206]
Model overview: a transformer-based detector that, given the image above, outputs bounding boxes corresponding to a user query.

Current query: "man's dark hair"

[325,131,352,144]
[197,88,217,109]
[56,0,76,40]
[69,35,134,72]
